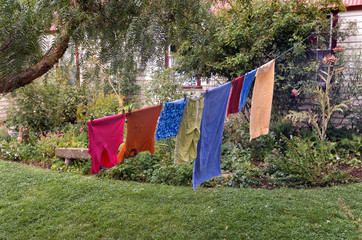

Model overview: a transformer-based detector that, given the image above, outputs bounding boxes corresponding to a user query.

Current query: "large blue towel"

[155,99,187,141]
[193,82,232,190]
[238,69,257,112]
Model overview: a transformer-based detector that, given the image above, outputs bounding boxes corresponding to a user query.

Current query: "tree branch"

[0,37,15,52]
[0,32,70,93]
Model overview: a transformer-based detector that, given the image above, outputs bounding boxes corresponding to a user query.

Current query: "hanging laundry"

[250,60,275,140]
[155,98,187,141]
[193,82,232,190]
[117,105,162,163]
[175,95,204,165]
[239,69,257,112]
[88,113,126,174]
[226,75,244,116]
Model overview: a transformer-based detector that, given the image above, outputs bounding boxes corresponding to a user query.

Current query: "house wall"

[331,8,362,128]
[339,9,362,54]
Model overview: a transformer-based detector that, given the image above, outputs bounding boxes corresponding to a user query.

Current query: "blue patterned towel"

[155,99,187,141]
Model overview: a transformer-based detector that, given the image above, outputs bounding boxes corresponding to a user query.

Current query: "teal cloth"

[192,82,232,190]
[238,69,257,112]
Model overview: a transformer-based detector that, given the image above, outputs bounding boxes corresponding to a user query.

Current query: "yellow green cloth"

[175,96,204,165]
[250,60,275,140]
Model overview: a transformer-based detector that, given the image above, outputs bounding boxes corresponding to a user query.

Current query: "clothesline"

[0,33,313,143]
[87,57,276,190]
[274,34,314,61]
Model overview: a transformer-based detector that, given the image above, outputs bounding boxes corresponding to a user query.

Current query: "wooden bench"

[55,148,91,165]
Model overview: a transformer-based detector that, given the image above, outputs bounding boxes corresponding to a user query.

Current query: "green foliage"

[177,0,341,76]
[6,79,86,132]
[228,161,262,188]
[51,158,91,175]
[77,92,121,122]
[0,139,41,162]
[36,125,88,159]
[98,150,193,187]
[145,68,187,105]
[0,127,10,140]
[337,134,362,167]
[175,0,355,117]
[286,61,349,141]
[222,114,277,162]
[99,151,160,182]
[0,0,45,80]
[1,0,207,92]
[150,161,193,186]
[264,136,352,188]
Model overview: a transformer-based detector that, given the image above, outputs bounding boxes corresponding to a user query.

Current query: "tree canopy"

[175,0,347,79]
[0,0,206,93]
[0,0,352,94]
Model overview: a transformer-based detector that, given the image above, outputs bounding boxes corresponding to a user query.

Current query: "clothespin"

[122,108,125,115]
[90,116,94,126]
[128,107,132,116]
[184,94,187,101]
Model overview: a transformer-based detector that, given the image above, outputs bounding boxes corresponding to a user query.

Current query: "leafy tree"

[174,0,353,116]
[0,0,206,93]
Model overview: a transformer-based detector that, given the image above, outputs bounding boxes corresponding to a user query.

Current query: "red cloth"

[117,105,162,163]
[88,113,126,174]
[227,76,245,116]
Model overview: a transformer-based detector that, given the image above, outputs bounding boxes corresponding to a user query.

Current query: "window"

[311,13,338,60]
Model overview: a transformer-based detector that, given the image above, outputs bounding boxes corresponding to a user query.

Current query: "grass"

[0,160,361,240]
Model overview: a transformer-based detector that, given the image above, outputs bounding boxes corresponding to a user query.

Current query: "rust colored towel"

[226,76,244,116]
[250,60,275,140]
[117,104,162,163]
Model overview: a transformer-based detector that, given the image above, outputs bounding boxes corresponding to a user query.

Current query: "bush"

[77,92,122,122]
[0,138,42,162]
[222,114,277,162]
[336,134,361,167]
[264,136,351,188]
[99,151,160,182]
[6,79,87,132]
[228,161,262,188]
[36,125,88,160]
[151,161,193,186]
[51,158,91,175]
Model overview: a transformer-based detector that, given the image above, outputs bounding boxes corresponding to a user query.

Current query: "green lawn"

[0,160,361,240]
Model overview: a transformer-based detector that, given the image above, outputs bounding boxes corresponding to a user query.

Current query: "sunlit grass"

[0,160,361,239]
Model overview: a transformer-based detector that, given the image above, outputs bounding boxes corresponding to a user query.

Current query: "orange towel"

[250,60,275,140]
[117,104,162,163]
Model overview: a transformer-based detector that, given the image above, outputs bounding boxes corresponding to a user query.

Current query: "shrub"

[151,161,193,186]
[6,79,86,132]
[36,125,88,160]
[51,158,91,175]
[77,92,122,122]
[264,136,351,188]
[99,151,160,182]
[0,138,41,162]
[336,134,361,167]
[228,161,262,188]
[222,114,277,162]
